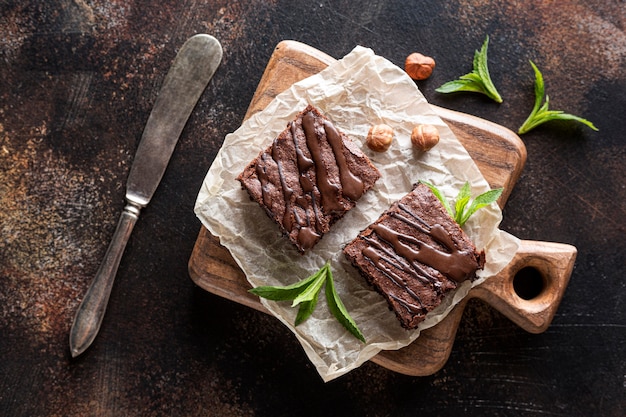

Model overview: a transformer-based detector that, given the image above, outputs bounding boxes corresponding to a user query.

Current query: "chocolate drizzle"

[301,111,342,213]
[361,241,428,315]
[322,119,364,201]
[365,209,477,284]
[290,121,314,193]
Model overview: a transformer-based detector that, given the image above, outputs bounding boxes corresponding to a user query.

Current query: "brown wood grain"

[187,40,577,376]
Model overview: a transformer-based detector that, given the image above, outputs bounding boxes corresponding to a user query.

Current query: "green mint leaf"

[460,72,489,93]
[420,180,454,218]
[474,35,502,103]
[295,293,320,326]
[250,261,365,340]
[436,78,485,95]
[458,187,503,226]
[248,268,323,301]
[454,182,472,223]
[531,59,545,113]
[518,60,598,134]
[324,268,366,343]
[540,111,598,127]
[454,195,471,224]
[422,180,503,227]
[436,35,503,103]
[291,263,327,307]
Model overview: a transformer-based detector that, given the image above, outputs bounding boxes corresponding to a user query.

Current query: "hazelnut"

[366,124,394,152]
[404,53,436,80]
[411,124,440,151]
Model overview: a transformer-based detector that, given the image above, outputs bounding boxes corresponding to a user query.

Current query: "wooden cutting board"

[188,41,577,376]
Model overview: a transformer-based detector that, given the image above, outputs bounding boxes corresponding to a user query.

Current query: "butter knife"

[69,34,222,357]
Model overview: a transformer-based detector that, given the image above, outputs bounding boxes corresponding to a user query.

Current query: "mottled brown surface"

[1,1,624,416]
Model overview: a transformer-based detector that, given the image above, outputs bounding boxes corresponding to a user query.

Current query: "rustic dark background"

[1,1,624,416]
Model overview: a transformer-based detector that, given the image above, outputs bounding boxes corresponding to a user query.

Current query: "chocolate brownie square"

[343,182,485,329]
[237,105,380,253]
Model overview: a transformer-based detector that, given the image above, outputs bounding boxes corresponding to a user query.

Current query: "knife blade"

[69,34,222,357]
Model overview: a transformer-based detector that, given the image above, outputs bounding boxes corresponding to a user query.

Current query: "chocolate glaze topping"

[365,209,477,283]
[321,118,365,201]
[302,111,342,213]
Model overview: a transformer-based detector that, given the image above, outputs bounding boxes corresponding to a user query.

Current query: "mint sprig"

[435,35,503,103]
[421,180,503,227]
[249,261,366,342]
[324,269,365,342]
[518,60,598,134]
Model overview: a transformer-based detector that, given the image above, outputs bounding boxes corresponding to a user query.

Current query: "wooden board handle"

[471,240,577,333]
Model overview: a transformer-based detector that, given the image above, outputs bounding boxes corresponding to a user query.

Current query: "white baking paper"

[195,46,519,381]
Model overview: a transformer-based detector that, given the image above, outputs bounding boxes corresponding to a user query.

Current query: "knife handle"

[69,202,141,357]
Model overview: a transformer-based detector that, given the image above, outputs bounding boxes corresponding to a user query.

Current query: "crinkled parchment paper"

[195,46,519,381]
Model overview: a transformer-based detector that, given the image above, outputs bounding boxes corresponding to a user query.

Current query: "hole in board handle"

[513,267,545,300]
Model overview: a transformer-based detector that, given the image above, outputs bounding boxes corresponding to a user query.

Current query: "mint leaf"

[436,35,503,103]
[518,60,598,134]
[473,36,502,102]
[325,269,366,343]
[422,180,503,227]
[295,294,320,326]
[458,187,503,226]
[248,268,322,301]
[532,59,545,112]
[454,196,470,224]
[249,261,365,342]
[291,264,327,307]
[454,182,472,224]
[436,78,485,95]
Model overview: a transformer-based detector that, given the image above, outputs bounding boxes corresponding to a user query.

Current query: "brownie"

[343,182,485,329]
[237,105,381,253]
